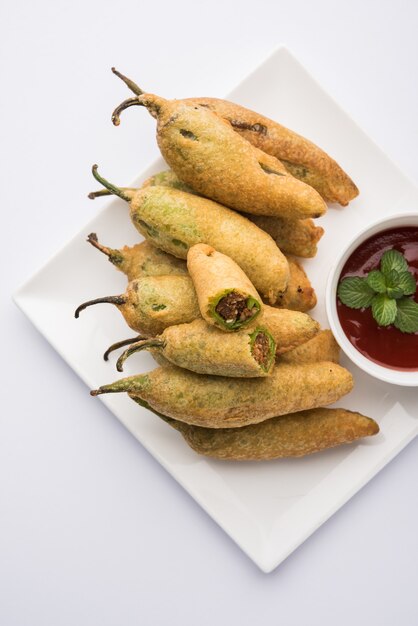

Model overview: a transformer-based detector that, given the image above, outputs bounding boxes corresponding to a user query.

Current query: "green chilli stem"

[116,339,165,372]
[111,97,143,126]
[86,233,124,267]
[74,295,126,319]
[90,374,150,396]
[103,336,145,362]
[88,189,113,199]
[111,67,144,95]
[91,164,131,201]
[86,232,112,257]
[88,187,137,200]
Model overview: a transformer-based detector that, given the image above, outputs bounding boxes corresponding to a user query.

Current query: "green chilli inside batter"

[210,289,261,330]
[249,327,276,373]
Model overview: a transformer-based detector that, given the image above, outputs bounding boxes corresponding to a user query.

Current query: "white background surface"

[1,0,418,624]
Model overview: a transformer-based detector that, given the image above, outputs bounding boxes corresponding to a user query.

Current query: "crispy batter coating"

[149,351,171,367]
[260,307,319,354]
[187,244,262,330]
[129,185,289,303]
[132,360,353,426]
[169,408,378,460]
[183,97,359,206]
[280,330,340,364]
[120,275,200,336]
[115,240,187,281]
[142,170,324,258]
[89,236,188,282]
[92,362,353,428]
[119,318,276,377]
[274,256,317,312]
[142,170,194,193]
[138,94,326,219]
[247,215,324,258]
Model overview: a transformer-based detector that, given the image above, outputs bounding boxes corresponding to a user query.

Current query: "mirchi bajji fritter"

[187,244,263,331]
[90,165,289,303]
[140,169,324,258]
[116,318,276,377]
[75,274,200,336]
[87,233,187,281]
[91,361,354,428]
[112,94,327,220]
[160,407,379,460]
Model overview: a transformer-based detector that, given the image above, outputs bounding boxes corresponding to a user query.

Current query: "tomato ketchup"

[337,226,418,370]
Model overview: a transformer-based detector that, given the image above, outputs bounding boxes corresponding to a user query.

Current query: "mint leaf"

[393,297,418,333]
[380,249,408,275]
[337,249,416,330]
[366,270,386,293]
[397,271,417,296]
[384,269,403,299]
[387,286,405,299]
[384,269,400,288]
[371,294,397,326]
[337,277,375,309]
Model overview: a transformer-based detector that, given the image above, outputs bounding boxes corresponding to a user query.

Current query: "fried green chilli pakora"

[112,94,327,220]
[116,318,276,378]
[155,407,378,460]
[187,244,263,331]
[91,361,353,428]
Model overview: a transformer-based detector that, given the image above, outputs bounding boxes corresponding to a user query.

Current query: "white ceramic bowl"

[326,212,418,387]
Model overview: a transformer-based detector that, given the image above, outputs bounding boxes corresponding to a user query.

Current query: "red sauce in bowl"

[337,226,418,371]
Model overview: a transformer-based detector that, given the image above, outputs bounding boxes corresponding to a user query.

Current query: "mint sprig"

[337,248,418,333]
[337,277,375,309]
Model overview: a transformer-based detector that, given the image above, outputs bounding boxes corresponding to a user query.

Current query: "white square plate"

[14,47,418,572]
